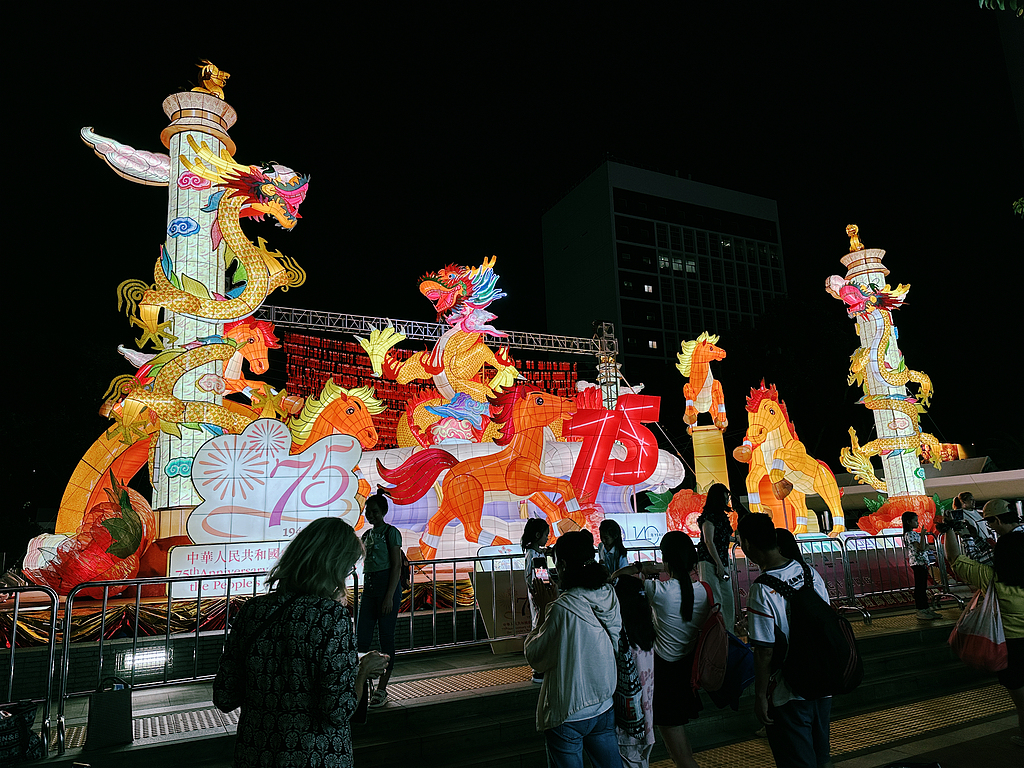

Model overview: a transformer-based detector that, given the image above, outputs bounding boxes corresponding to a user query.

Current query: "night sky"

[9,6,1022,526]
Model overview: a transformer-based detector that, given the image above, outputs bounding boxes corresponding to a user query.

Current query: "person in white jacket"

[525,530,624,768]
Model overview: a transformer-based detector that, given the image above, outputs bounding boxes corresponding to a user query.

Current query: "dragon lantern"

[24,64,378,597]
[826,225,941,534]
[355,256,520,446]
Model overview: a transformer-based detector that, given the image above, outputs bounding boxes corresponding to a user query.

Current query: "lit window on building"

[644,284,653,293]
[648,340,658,349]
[672,258,683,271]
[686,260,696,274]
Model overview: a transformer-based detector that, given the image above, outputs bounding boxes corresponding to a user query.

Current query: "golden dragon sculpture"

[116,136,306,349]
[827,276,941,491]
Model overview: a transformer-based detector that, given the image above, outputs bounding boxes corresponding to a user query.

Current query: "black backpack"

[754,560,863,699]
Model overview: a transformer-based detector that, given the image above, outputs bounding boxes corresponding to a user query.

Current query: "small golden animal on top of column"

[192,60,230,99]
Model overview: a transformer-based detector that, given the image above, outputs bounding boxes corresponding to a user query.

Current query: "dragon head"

[418,255,507,325]
[233,163,309,230]
[826,276,909,317]
[180,137,309,230]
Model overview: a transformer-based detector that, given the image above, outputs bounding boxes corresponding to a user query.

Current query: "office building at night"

[542,161,786,368]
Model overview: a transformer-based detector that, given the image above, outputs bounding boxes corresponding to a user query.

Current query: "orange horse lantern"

[676,332,727,432]
[733,382,846,536]
[378,385,589,560]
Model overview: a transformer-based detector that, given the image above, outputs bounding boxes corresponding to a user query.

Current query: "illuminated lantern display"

[363,259,681,557]
[25,63,315,595]
[676,332,730,490]
[355,256,519,446]
[732,382,846,536]
[25,65,687,595]
[826,225,941,534]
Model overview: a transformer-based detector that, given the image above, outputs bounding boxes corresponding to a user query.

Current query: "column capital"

[160,92,238,154]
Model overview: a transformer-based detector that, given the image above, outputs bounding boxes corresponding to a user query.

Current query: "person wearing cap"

[982,498,1024,538]
[951,492,994,565]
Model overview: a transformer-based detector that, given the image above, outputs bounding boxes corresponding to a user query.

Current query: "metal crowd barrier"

[51,554,531,754]
[10,532,989,756]
[361,552,537,655]
[1,583,59,758]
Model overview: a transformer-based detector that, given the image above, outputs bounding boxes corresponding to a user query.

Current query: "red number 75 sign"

[563,394,661,505]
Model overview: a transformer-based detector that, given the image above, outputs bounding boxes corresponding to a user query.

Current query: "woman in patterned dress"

[214,517,389,767]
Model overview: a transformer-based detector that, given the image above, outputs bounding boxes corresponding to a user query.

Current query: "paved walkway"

[32,606,1024,766]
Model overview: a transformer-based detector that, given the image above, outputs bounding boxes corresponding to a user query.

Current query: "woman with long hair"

[521,517,551,683]
[357,488,404,707]
[213,517,388,768]
[525,530,623,768]
[697,483,736,632]
[599,519,630,576]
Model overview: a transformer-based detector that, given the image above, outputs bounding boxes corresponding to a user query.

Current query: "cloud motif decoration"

[165,457,194,477]
[168,217,200,237]
[177,172,211,190]
[425,392,491,429]
[185,419,363,544]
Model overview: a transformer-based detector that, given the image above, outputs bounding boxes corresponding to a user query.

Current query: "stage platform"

[25,605,1021,767]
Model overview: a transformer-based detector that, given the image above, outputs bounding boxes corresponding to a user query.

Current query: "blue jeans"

[356,570,401,686]
[767,697,831,768]
[545,706,623,768]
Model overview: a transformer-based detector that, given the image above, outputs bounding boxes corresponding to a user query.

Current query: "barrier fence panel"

[34,533,980,754]
[1,584,59,758]
[930,533,968,612]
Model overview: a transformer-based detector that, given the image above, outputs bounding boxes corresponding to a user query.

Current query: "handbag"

[83,676,133,751]
[948,578,1008,672]
[0,700,45,764]
[611,630,645,739]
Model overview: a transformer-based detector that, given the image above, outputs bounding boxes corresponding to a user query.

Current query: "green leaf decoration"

[934,494,954,513]
[645,488,674,515]
[230,258,249,284]
[180,274,213,299]
[864,494,887,514]
[181,422,202,431]
[169,271,182,291]
[101,470,143,558]
[159,420,182,438]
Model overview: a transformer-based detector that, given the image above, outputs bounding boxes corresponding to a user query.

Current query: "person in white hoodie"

[526,530,624,768]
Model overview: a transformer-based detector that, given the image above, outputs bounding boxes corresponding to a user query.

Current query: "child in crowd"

[902,511,939,620]
[521,517,551,684]
[599,519,630,576]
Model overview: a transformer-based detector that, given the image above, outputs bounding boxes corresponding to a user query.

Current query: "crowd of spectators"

[208,493,1022,766]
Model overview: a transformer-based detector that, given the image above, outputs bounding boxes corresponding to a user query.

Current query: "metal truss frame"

[255,305,617,357]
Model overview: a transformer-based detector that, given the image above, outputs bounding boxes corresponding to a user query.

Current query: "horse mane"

[223,319,281,348]
[676,331,720,378]
[745,380,799,440]
[491,385,544,446]
[290,379,385,446]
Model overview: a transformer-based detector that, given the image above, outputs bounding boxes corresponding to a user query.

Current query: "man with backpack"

[739,514,850,768]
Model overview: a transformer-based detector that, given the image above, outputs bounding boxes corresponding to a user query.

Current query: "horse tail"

[377,449,458,505]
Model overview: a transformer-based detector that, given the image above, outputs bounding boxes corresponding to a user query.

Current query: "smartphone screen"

[534,567,550,583]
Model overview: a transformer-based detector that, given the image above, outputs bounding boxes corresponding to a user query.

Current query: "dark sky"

[9,5,1023,520]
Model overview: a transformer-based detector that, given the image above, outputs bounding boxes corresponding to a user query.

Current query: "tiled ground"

[648,683,1016,768]
[36,609,1022,766]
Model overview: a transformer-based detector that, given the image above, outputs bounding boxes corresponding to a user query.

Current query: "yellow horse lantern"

[732,382,846,536]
